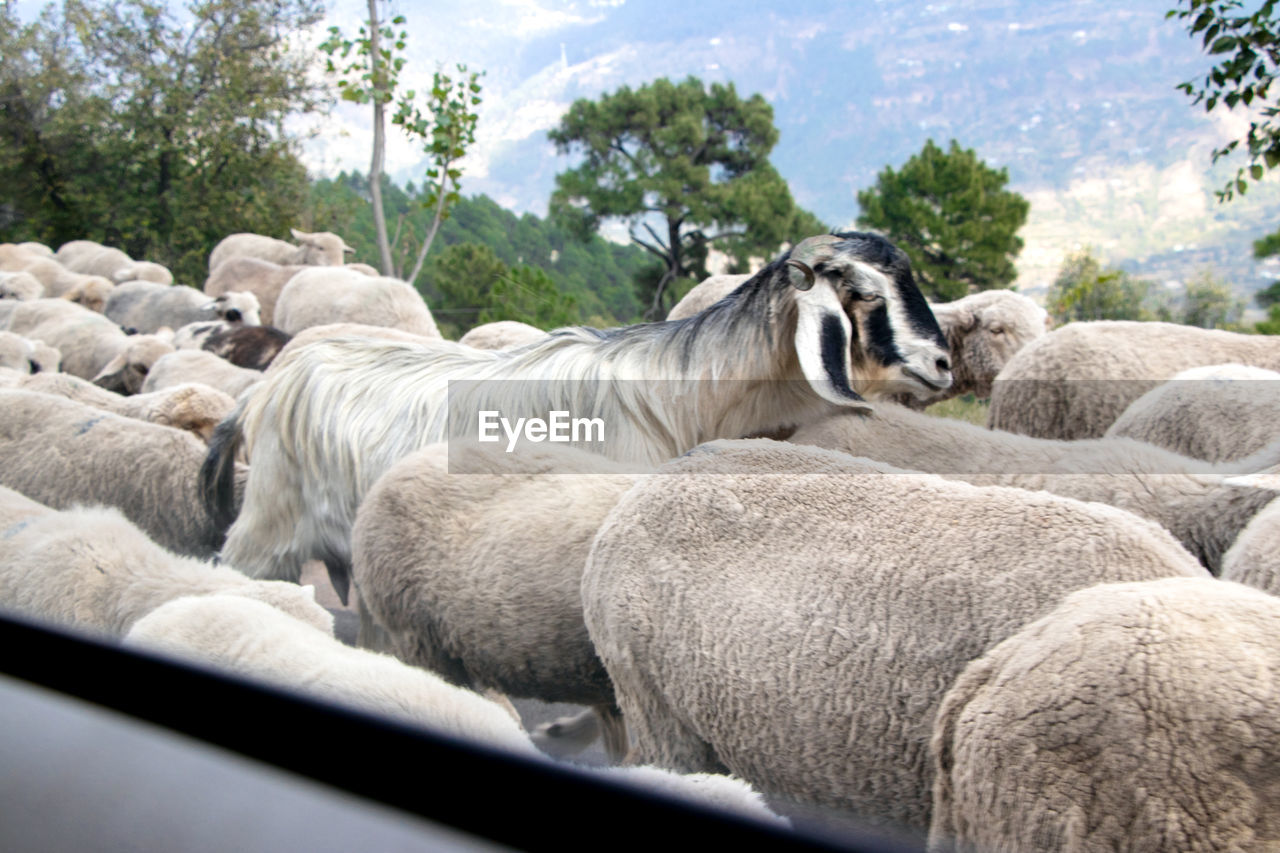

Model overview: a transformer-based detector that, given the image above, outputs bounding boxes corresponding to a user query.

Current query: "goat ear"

[793,284,873,413]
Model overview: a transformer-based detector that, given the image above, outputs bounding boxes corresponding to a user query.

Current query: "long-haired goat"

[201,232,952,602]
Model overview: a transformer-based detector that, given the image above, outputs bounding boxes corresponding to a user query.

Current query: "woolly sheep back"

[273,267,440,338]
[1104,363,1280,463]
[988,320,1280,439]
[457,320,548,350]
[582,439,1207,836]
[207,229,353,273]
[928,577,1280,853]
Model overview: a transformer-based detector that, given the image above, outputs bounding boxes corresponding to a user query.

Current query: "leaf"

[1253,164,1266,180]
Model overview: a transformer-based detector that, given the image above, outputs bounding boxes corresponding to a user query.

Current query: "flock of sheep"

[4,227,1280,849]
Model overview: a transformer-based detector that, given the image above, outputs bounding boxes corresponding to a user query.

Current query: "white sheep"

[666,273,749,320]
[788,403,1280,574]
[0,270,44,301]
[105,282,260,334]
[139,349,262,400]
[3,298,174,392]
[0,242,53,271]
[123,592,786,826]
[0,331,60,374]
[917,289,1049,403]
[55,240,136,280]
[988,320,1280,439]
[204,232,953,604]
[21,257,116,312]
[928,577,1280,853]
[207,228,354,273]
[457,320,548,350]
[581,439,1207,837]
[272,266,441,338]
[1220,494,1280,597]
[0,389,245,558]
[202,257,374,326]
[1104,363,1280,463]
[0,501,332,638]
[8,372,234,442]
[351,441,647,762]
[110,260,173,286]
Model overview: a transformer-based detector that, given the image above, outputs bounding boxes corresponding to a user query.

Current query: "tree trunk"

[367,0,394,276]
[645,216,684,320]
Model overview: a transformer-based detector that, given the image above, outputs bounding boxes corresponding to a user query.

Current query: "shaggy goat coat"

[789,404,1280,574]
[351,442,646,760]
[0,390,245,558]
[928,577,1280,853]
[206,233,952,603]
[987,320,1280,440]
[0,504,332,637]
[581,440,1207,838]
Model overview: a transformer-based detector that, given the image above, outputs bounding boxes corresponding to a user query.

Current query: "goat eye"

[987,325,1005,334]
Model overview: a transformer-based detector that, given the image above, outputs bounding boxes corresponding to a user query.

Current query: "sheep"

[203,257,302,326]
[16,241,53,257]
[788,403,1280,574]
[0,242,51,271]
[105,281,261,334]
[458,320,549,350]
[8,373,234,442]
[140,349,262,399]
[1219,494,1280,597]
[666,273,749,321]
[123,592,786,826]
[3,298,174,391]
[110,260,173,286]
[0,331,60,374]
[272,266,441,338]
[204,232,954,604]
[207,228,354,273]
[21,258,117,312]
[0,390,245,558]
[0,503,332,638]
[1104,363,1280,463]
[988,320,1280,439]
[581,439,1207,838]
[928,577,1280,853]
[172,320,233,350]
[915,289,1048,403]
[351,441,648,762]
[0,270,44,301]
[201,324,290,370]
[0,483,52,524]
[55,240,135,280]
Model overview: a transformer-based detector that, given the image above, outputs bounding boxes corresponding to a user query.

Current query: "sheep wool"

[0,507,333,637]
[988,320,1280,439]
[929,577,1280,853]
[582,439,1207,838]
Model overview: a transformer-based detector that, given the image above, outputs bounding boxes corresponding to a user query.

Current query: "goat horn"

[786,235,842,290]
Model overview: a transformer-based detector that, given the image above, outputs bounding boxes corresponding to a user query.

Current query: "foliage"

[319,5,482,278]
[1168,0,1280,200]
[0,0,324,283]
[1257,303,1280,332]
[306,174,650,331]
[548,76,826,318]
[857,139,1030,302]
[1180,268,1245,327]
[480,265,580,330]
[1048,249,1162,323]
[426,242,510,337]
[923,393,990,426]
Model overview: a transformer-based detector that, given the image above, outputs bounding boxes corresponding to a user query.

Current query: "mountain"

[309,0,1280,304]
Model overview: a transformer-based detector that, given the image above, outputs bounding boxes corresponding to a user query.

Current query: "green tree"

[479,265,580,330]
[1048,249,1160,323]
[1168,0,1280,200]
[426,242,510,337]
[857,139,1030,301]
[548,76,825,318]
[1181,268,1244,327]
[1256,303,1280,332]
[320,7,481,280]
[0,0,324,283]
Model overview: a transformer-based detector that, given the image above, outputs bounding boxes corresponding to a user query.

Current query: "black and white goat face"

[789,232,952,406]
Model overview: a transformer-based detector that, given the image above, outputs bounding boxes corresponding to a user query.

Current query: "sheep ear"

[793,284,873,413]
[92,355,132,393]
[290,227,310,242]
[342,243,355,255]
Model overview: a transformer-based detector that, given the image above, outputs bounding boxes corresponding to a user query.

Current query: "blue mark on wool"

[75,416,105,436]
[2,519,32,540]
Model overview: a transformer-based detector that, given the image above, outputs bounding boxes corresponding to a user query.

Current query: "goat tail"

[200,404,244,536]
